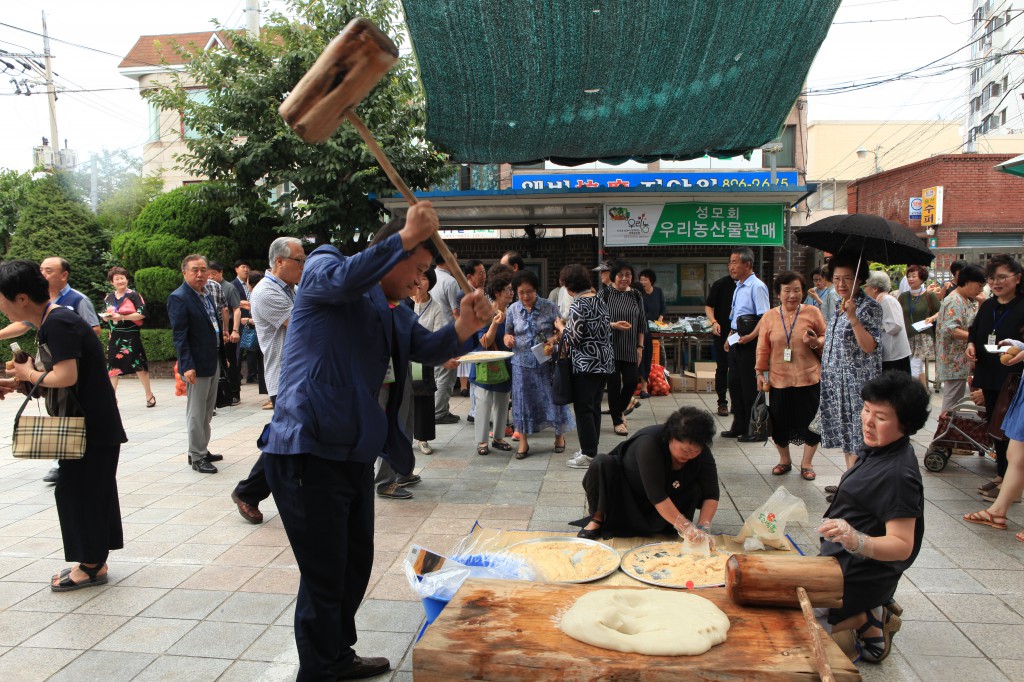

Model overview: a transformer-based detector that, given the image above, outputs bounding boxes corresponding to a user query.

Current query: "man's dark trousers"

[264,452,374,681]
[233,396,274,505]
[223,340,241,400]
[727,339,757,433]
[712,333,729,408]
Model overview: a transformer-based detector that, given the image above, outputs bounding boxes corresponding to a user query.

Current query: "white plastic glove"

[817,517,874,558]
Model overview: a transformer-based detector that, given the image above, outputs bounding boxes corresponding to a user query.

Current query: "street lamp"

[856,145,883,174]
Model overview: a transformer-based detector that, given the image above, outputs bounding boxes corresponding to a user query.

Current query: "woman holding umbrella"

[817,253,883,476]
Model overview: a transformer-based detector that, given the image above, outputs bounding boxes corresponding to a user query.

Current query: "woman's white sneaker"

[566,452,593,469]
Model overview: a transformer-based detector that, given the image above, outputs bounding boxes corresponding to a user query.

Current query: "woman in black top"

[817,371,929,663]
[966,255,1024,493]
[573,407,719,540]
[637,268,666,399]
[601,260,646,436]
[0,260,125,591]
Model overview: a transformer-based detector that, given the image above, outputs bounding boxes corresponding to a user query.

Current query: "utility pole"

[244,0,260,39]
[41,11,60,170]
[90,153,98,212]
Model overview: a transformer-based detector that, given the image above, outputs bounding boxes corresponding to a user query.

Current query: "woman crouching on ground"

[816,370,929,663]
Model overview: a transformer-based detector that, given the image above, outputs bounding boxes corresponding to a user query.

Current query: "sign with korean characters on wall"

[603,203,784,247]
[921,186,943,227]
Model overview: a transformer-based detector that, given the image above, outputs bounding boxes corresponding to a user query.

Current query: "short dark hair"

[371,216,440,259]
[985,253,1023,283]
[247,271,264,287]
[608,259,635,281]
[774,270,807,295]
[638,268,657,284]
[46,256,71,276]
[949,259,968,277]
[906,264,929,281]
[233,258,251,268]
[957,264,986,287]
[860,370,931,436]
[463,259,484,277]
[487,263,515,282]
[422,266,437,290]
[562,264,593,294]
[827,252,868,284]
[485,267,513,299]
[181,254,207,271]
[106,266,130,282]
[730,247,755,266]
[503,251,525,271]
[0,260,50,304]
[811,267,824,278]
[511,269,540,293]
[208,261,224,273]
[663,406,717,449]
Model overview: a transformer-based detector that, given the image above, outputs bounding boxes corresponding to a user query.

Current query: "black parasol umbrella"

[795,214,933,265]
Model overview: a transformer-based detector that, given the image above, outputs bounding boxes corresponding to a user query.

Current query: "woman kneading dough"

[573,407,719,543]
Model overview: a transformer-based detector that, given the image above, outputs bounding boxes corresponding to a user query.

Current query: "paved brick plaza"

[0,378,1020,681]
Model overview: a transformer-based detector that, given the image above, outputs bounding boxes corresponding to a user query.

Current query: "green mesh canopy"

[401,0,840,165]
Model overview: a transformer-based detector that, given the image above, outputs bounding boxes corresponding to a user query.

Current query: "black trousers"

[265,453,375,681]
[712,333,729,406]
[882,356,911,375]
[56,442,123,564]
[983,388,1011,478]
[234,395,274,505]
[607,360,639,426]
[223,340,241,399]
[572,372,608,457]
[728,339,757,432]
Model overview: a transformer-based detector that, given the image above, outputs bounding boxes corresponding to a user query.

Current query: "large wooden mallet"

[279,18,471,293]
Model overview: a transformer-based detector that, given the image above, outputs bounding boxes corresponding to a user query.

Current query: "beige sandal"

[963,510,1008,530]
[614,423,628,436]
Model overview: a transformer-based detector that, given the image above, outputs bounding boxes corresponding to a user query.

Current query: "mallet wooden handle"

[797,587,835,682]
[344,111,472,294]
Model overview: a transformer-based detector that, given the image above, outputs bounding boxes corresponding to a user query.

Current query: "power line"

[833,15,972,26]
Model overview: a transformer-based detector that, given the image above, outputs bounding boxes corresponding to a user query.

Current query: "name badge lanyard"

[990,305,1014,346]
[779,305,801,362]
[262,273,295,301]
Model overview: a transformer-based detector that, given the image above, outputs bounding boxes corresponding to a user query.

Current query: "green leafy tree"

[67,149,145,207]
[144,0,453,247]
[6,172,109,303]
[0,168,34,254]
[96,174,164,237]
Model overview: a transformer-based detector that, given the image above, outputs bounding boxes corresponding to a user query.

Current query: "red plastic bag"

[648,364,670,396]
[174,362,187,397]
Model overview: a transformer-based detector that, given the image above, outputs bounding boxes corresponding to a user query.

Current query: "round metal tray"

[620,541,731,589]
[506,536,621,584]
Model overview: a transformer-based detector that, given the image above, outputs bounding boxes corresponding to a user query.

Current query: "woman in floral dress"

[818,254,883,479]
[103,267,156,407]
[934,264,985,415]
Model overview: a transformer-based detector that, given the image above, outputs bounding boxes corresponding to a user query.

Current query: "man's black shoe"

[206,453,223,462]
[377,483,412,499]
[396,474,422,487]
[42,468,59,484]
[719,430,742,438]
[337,655,390,680]
[230,397,241,406]
[737,434,764,443]
[466,415,475,423]
[435,413,460,425]
[191,458,218,474]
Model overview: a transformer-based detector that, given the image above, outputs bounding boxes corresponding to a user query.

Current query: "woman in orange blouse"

[756,271,827,480]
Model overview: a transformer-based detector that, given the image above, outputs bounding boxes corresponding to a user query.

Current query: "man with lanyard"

[721,247,770,441]
[209,261,242,405]
[257,203,491,680]
[229,238,302,523]
[0,258,103,484]
[168,255,225,474]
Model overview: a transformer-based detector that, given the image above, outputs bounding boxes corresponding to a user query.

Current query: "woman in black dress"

[0,260,125,591]
[103,266,156,407]
[574,406,719,540]
[817,370,929,663]
[601,260,647,436]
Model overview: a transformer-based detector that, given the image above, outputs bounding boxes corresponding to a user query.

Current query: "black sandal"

[856,606,901,663]
[515,445,530,460]
[476,444,490,456]
[577,519,603,540]
[52,563,108,592]
[146,396,156,408]
[491,439,513,451]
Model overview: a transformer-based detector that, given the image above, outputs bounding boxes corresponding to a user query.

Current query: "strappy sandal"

[52,563,108,592]
[554,440,566,453]
[856,606,901,663]
[146,396,156,408]
[476,444,490,456]
[614,424,628,436]
[801,468,816,481]
[771,463,792,476]
[963,509,1008,530]
[515,445,530,460]
[491,439,512,451]
[978,481,1000,493]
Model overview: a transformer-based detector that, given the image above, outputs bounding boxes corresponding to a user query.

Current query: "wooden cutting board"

[414,579,861,681]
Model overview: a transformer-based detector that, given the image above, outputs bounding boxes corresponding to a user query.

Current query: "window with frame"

[760,125,796,169]
[182,89,210,140]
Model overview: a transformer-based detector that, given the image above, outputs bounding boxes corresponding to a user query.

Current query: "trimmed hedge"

[0,327,177,363]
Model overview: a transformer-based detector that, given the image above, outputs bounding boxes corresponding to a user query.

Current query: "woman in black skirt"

[0,260,125,591]
[573,406,719,540]
[817,371,928,663]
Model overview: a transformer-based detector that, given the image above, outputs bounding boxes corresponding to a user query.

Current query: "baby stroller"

[924,398,996,472]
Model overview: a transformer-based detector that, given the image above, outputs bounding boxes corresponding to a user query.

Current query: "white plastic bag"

[735,486,808,550]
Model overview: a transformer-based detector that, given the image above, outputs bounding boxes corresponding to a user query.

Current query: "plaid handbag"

[11,373,86,460]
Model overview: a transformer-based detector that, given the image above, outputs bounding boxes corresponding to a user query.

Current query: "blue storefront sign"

[512,171,800,191]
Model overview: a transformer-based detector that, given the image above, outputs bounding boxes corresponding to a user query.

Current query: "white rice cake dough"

[559,588,730,656]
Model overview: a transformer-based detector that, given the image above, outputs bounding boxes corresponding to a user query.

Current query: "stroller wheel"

[924,449,948,472]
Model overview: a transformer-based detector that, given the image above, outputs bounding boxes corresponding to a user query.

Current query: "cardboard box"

[669,373,692,393]
[683,368,716,393]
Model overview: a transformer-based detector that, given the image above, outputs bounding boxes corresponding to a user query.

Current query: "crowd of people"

[3,212,1024,675]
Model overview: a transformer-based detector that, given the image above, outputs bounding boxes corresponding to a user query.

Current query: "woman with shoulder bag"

[555,265,614,470]
[0,260,125,591]
[966,254,1024,498]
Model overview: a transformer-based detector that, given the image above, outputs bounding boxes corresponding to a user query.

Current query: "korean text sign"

[604,203,784,246]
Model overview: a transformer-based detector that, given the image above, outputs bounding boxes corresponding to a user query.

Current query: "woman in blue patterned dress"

[503,270,575,459]
[818,254,883,479]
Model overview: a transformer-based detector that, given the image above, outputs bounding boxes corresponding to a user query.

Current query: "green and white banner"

[604,202,784,247]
